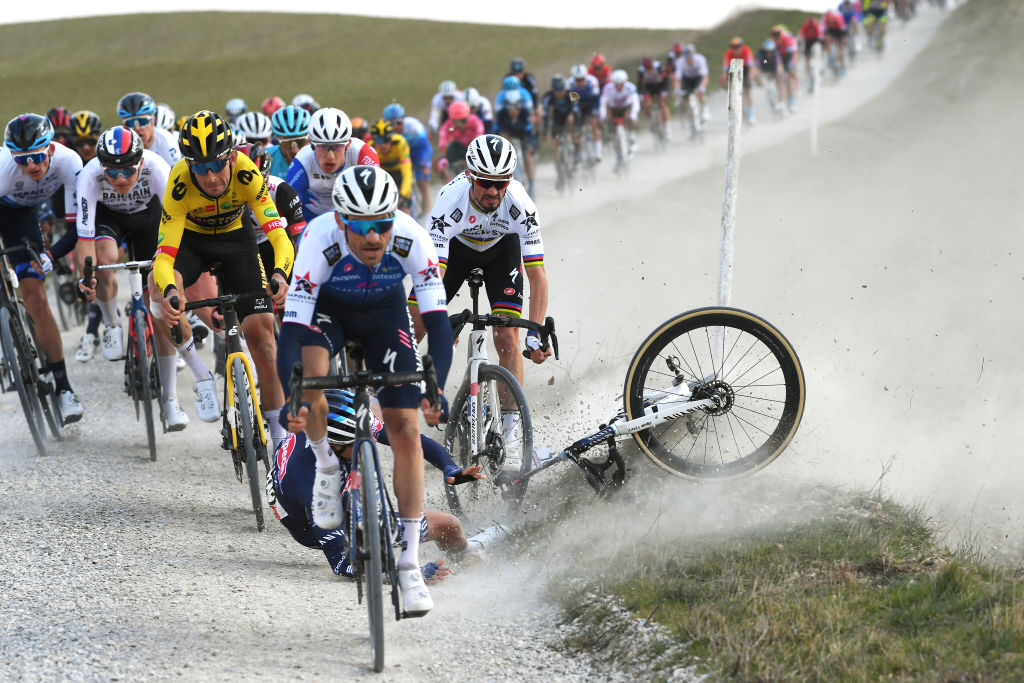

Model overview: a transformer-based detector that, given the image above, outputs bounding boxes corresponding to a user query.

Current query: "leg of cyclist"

[240,310,286,450]
[19,275,82,419]
[93,235,125,361]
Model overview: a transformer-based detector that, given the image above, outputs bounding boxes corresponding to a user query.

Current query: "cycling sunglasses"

[12,151,48,166]
[103,164,140,179]
[73,138,98,149]
[123,115,154,129]
[372,136,390,146]
[469,173,510,190]
[313,142,348,153]
[190,157,229,175]
[344,215,395,236]
[278,136,308,148]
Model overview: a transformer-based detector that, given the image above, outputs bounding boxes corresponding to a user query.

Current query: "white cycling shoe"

[75,332,98,362]
[311,466,343,530]
[398,564,433,617]
[163,398,189,431]
[59,390,84,424]
[193,375,220,423]
[101,325,125,361]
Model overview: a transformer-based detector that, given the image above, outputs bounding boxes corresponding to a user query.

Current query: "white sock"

[158,355,178,402]
[310,435,335,471]
[399,517,422,569]
[97,296,120,328]
[595,140,603,156]
[177,337,211,382]
[264,407,286,452]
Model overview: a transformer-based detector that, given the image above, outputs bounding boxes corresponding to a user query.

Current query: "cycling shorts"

[409,139,433,181]
[781,52,796,72]
[94,197,161,262]
[865,8,887,22]
[804,37,821,59]
[444,234,524,318]
[172,228,270,321]
[0,203,47,280]
[680,75,705,96]
[826,27,848,39]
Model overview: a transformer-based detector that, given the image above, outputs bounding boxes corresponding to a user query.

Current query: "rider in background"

[505,58,540,125]
[541,75,581,171]
[599,69,641,154]
[261,96,285,118]
[350,116,371,144]
[637,57,672,140]
[770,25,799,112]
[720,37,758,125]
[673,44,711,124]
[494,75,535,116]
[428,80,463,145]
[46,108,73,149]
[840,0,863,56]
[383,103,433,217]
[117,92,181,167]
[588,53,613,88]
[436,101,484,184]
[235,111,273,147]
[463,87,494,133]
[569,64,603,160]
[225,98,247,126]
[70,111,102,164]
[238,142,306,277]
[799,16,824,88]
[861,0,889,51]
[823,8,850,76]
[494,90,536,195]
[756,40,784,115]
[267,105,310,179]
[292,94,321,115]
[369,118,415,215]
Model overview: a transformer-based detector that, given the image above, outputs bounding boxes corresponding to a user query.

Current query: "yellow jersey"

[371,133,413,201]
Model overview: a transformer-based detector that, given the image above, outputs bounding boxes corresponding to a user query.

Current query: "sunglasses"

[313,142,347,153]
[372,136,391,146]
[103,164,140,179]
[469,174,510,190]
[73,138,98,149]
[190,157,229,175]
[344,215,395,236]
[123,115,154,129]
[12,151,48,166]
[278,136,308,148]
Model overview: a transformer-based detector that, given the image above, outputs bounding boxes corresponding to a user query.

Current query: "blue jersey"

[266,144,290,179]
[494,87,535,112]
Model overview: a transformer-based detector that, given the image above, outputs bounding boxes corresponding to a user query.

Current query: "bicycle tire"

[1,307,47,455]
[357,441,385,672]
[623,307,805,480]
[21,302,63,440]
[444,363,533,528]
[135,310,157,461]
[233,357,265,531]
[53,276,69,331]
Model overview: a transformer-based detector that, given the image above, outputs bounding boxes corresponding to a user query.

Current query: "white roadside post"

[716,58,744,369]
[810,41,823,156]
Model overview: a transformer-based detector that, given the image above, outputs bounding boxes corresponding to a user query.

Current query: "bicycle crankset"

[576,438,627,497]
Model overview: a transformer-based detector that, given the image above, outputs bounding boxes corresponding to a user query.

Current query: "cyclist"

[505,58,540,123]
[494,90,536,195]
[588,53,613,88]
[369,118,414,214]
[46,108,73,148]
[840,0,863,58]
[861,0,889,51]
[756,39,784,115]
[463,87,494,133]
[823,9,850,76]
[799,16,824,87]
[151,110,294,442]
[225,98,247,125]
[720,37,758,125]
[117,92,181,167]
[569,63,603,160]
[350,116,371,144]
[292,93,320,115]
[0,114,84,423]
[541,75,581,174]
[286,108,380,220]
[238,142,306,284]
[599,69,641,155]
[771,25,799,111]
[383,103,433,218]
[673,44,711,125]
[261,96,285,117]
[637,57,672,140]
[267,105,310,178]
[70,110,102,163]
[435,101,483,185]
[270,389,487,579]
[428,80,463,144]
[494,75,535,116]
[155,104,176,133]
[235,111,273,146]
[277,164,452,616]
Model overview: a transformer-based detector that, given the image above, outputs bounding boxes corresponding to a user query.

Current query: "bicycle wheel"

[20,302,64,440]
[623,307,805,480]
[1,307,47,455]
[444,364,533,529]
[356,441,385,672]
[134,310,158,461]
[232,357,265,531]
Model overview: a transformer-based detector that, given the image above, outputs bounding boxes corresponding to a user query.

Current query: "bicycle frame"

[92,259,155,367]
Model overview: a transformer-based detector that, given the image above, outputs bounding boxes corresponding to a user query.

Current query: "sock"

[310,435,335,471]
[97,296,120,328]
[48,359,71,393]
[158,355,178,402]
[595,140,603,156]
[398,517,422,569]
[177,337,211,382]
[86,304,102,336]
[264,407,286,452]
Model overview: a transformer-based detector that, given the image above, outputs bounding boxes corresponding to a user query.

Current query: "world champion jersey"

[76,149,169,240]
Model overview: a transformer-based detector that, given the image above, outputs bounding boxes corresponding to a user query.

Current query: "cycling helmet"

[155,104,176,131]
[71,111,103,138]
[46,107,72,133]
[438,80,457,97]
[236,111,272,142]
[324,389,358,446]
[771,25,784,36]
[351,116,369,139]
[308,108,351,144]
[611,69,628,85]
[235,142,271,177]
[261,95,285,116]
[591,53,606,68]
[96,126,143,167]
[672,42,683,54]
[763,39,776,50]
[231,127,247,145]
[502,75,520,91]
[681,44,695,57]
[271,105,310,139]
[509,58,525,74]
[292,93,320,113]
[465,134,516,177]
[225,98,247,119]
[178,110,234,162]
[570,64,588,79]
[370,118,393,141]
[332,164,398,216]
[642,57,654,69]
[464,87,481,109]
[37,200,56,226]
[447,100,470,120]
[730,36,744,48]
[5,114,54,152]
[117,92,157,119]
[504,89,523,107]
[382,103,405,121]
[175,115,189,132]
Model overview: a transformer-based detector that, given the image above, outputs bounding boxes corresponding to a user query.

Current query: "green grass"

[553,491,1024,681]
[0,9,810,128]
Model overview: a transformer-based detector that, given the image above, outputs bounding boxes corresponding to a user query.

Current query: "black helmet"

[178,110,234,162]
[117,92,157,119]
[46,107,72,134]
[236,141,271,177]
[71,110,103,139]
[510,58,525,74]
[5,114,54,152]
[551,75,566,91]
[96,127,144,167]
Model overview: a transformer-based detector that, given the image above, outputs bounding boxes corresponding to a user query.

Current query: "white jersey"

[428,174,544,267]
[472,95,494,123]
[599,82,641,121]
[0,143,82,222]
[285,138,376,218]
[675,53,709,80]
[428,89,464,133]
[149,127,181,167]
[76,149,170,240]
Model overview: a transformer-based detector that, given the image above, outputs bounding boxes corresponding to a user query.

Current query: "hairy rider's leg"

[382,406,425,568]
[424,510,467,553]
[20,277,63,364]
[493,325,524,386]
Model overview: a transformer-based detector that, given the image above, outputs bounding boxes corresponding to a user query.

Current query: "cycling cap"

[502,75,520,91]
[236,111,272,141]
[464,88,481,109]
[332,164,398,217]
[504,89,523,107]
[325,389,358,446]
[509,58,524,74]
[178,110,234,162]
[570,64,587,79]
[236,142,271,177]
[439,80,457,97]
[71,111,103,138]
[447,101,470,120]
[225,98,247,118]
[292,93,320,113]
[155,104,176,131]
[5,114,54,152]
[46,107,72,133]
[117,92,157,119]
[382,103,405,121]
[465,134,516,177]
[271,105,310,138]
[97,126,143,167]
[370,118,393,141]
[261,96,285,117]
[309,108,352,144]
[612,69,628,85]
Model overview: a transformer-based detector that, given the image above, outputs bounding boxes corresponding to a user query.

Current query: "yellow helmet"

[174,115,189,132]
[370,118,393,143]
[70,110,102,138]
[178,110,233,162]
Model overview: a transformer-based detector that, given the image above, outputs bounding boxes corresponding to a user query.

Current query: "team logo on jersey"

[343,263,354,273]
[419,258,441,283]
[81,198,89,224]
[264,207,279,218]
[392,236,412,257]
[293,271,318,294]
[322,242,341,266]
[504,287,515,295]
[468,215,476,224]
[508,205,521,221]
[430,214,450,233]
[520,210,538,229]
[449,208,463,223]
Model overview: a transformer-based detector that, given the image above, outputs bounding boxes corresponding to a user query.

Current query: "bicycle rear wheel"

[356,441,385,672]
[134,310,158,461]
[1,307,47,455]
[623,307,805,480]
[21,303,63,440]
[232,357,265,531]
[444,364,533,529]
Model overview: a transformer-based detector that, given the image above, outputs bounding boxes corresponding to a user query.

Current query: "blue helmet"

[502,76,520,91]
[382,103,405,121]
[116,92,157,119]
[271,105,310,138]
[763,39,776,50]
[325,389,358,446]
[5,114,54,152]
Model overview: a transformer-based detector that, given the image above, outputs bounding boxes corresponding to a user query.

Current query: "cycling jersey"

[371,133,413,202]
[495,107,535,147]
[599,82,641,121]
[266,144,293,179]
[637,64,672,95]
[675,53,709,81]
[589,64,612,88]
[801,17,824,40]
[285,140,379,219]
[757,48,780,73]
[243,174,305,245]
[0,143,81,220]
[494,87,535,113]
[437,116,485,154]
[469,96,495,133]
[428,89,464,133]
[542,91,580,131]
[76,149,169,241]
[824,10,848,29]
[722,45,756,70]
[153,152,293,295]
[149,127,182,167]
[569,74,602,116]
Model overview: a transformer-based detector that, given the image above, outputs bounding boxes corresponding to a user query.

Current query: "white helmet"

[504,89,523,108]
[570,64,588,80]
[292,93,320,109]
[465,134,517,177]
[612,69,628,85]
[236,111,272,141]
[464,87,481,109]
[439,80,457,97]
[225,97,247,118]
[155,104,175,131]
[333,165,398,216]
[309,108,352,144]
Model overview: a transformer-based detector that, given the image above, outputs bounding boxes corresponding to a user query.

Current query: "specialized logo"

[509,267,518,283]
[520,210,538,229]
[508,205,521,221]
[293,271,317,294]
[430,214,450,233]
[449,208,463,223]
[359,167,373,185]
[489,137,502,151]
[382,348,397,372]
[322,242,341,266]
[392,236,412,257]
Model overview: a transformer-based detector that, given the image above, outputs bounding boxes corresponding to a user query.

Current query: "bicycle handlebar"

[288,356,440,418]
[448,310,559,360]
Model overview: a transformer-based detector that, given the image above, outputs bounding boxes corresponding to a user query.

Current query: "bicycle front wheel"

[444,364,533,529]
[135,310,157,461]
[232,357,265,531]
[1,307,47,455]
[356,441,385,672]
[623,307,805,480]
